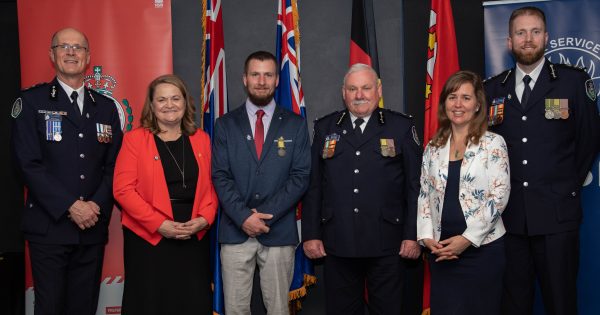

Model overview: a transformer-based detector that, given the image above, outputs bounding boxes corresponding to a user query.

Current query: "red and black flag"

[349,0,380,74]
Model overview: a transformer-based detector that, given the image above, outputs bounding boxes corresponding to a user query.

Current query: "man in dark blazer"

[302,63,422,314]
[211,51,310,315]
[10,28,123,315]
[484,7,600,315]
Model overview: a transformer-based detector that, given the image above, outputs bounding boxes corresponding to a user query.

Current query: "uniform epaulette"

[483,69,512,84]
[555,63,587,72]
[382,108,413,119]
[21,82,47,91]
[313,110,342,123]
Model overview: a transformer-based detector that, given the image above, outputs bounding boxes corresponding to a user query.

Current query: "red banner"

[423,0,459,145]
[17,1,172,314]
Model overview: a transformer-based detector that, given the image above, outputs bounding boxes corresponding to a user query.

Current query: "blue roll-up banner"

[484,0,600,314]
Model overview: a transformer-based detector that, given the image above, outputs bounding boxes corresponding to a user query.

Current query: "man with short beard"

[211,50,310,315]
[484,6,600,315]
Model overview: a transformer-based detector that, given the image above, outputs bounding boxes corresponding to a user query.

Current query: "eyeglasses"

[51,44,88,53]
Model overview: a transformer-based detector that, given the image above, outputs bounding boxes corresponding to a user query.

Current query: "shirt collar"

[56,78,84,101]
[515,58,545,86]
[245,98,276,118]
[348,111,372,125]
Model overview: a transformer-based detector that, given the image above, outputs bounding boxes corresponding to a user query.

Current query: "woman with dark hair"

[417,70,510,314]
[113,74,217,314]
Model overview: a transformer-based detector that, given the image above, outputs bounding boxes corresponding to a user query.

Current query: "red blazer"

[113,127,217,245]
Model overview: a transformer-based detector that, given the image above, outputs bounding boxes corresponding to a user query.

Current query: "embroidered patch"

[411,126,420,146]
[11,98,22,118]
[586,79,596,101]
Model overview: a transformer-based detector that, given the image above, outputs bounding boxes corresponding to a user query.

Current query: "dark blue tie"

[70,91,81,116]
[522,75,532,107]
[354,118,364,135]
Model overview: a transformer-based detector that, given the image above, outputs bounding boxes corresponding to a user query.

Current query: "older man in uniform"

[302,63,422,314]
[10,28,122,315]
[484,7,600,315]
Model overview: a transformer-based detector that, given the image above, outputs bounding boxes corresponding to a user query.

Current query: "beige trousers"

[221,238,296,315]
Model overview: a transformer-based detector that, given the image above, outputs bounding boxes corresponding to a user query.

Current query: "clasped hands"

[158,217,209,240]
[242,208,273,238]
[422,235,472,262]
[68,200,101,230]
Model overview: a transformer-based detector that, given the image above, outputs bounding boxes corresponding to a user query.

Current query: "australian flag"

[202,0,227,314]
[275,0,315,310]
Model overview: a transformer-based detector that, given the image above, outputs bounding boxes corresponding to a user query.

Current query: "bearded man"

[484,6,600,315]
[211,50,310,315]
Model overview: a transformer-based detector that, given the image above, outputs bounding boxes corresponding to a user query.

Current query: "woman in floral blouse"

[417,70,510,315]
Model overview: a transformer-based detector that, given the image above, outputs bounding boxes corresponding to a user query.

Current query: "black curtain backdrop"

[2,1,488,314]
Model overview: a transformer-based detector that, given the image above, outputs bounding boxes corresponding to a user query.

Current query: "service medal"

[559,99,569,119]
[45,114,62,142]
[380,139,389,157]
[380,139,396,157]
[277,136,286,157]
[489,98,505,126]
[322,139,330,159]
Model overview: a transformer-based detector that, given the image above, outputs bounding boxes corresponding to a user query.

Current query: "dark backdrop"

[1,1,486,314]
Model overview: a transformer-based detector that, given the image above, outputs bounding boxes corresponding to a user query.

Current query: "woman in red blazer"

[113,74,217,315]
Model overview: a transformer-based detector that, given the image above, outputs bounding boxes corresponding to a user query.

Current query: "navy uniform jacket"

[484,60,600,236]
[211,104,310,246]
[11,78,123,245]
[302,107,422,258]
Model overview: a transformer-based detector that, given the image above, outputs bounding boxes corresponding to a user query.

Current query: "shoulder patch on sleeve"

[586,79,596,101]
[412,126,420,146]
[11,98,23,118]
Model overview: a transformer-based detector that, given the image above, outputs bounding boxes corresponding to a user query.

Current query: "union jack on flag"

[202,1,227,314]
[275,0,305,117]
[202,0,227,138]
[275,0,315,309]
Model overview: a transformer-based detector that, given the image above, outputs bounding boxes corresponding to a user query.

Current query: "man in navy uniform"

[11,27,123,315]
[302,63,422,314]
[484,7,600,315]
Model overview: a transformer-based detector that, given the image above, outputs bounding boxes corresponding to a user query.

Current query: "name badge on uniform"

[45,113,63,142]
[380,138,396,157]
[322,133,340,159]
[274,136,292,157]
[96,123,113,143]
[488,97,505,126]
[545,99,569,119]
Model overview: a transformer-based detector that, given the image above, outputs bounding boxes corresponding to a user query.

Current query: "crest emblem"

[84,66,134,131]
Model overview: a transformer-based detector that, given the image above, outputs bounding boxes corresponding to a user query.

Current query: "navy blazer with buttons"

[302,108,422,258]
[484,60,600,235]
[11,78,123,245]
[211,104,310,246]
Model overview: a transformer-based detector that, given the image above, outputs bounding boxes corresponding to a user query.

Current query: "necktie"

[354,118,364,135]
[255,109,265,158]
[70,91,80,116]
[522,75,532,107]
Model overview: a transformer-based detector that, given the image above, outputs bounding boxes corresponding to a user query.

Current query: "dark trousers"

[324,254,405,315]
[0,252,25,315]
[28,242,105,315]
[501,231,579,315]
